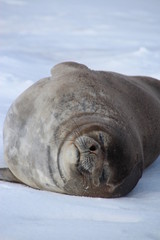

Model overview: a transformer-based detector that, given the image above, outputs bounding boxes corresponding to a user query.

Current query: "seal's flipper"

[0,168,21,183]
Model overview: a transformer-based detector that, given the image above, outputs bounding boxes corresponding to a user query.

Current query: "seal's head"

[58,122,143,198]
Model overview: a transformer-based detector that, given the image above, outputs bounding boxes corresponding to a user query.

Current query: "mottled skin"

[1,62,160,198]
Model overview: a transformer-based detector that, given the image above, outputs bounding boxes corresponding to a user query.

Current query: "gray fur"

[1,62,160,198]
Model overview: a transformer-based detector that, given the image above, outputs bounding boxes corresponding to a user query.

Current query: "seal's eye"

[89,145,97,151]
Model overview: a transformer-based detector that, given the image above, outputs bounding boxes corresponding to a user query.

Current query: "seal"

[1,62,160,198]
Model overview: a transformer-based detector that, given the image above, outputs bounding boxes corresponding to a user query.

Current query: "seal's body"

[1,62,160,197]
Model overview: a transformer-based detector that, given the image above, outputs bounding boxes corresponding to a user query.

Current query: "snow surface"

[0,0,160,239]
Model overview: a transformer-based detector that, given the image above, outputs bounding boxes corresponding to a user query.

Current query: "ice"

[0,0,160,239]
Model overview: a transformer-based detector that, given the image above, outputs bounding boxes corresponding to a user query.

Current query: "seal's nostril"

[89,145,97,151]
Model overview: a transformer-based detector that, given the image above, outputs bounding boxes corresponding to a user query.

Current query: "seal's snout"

[75,136,100,153]
[75,135,106,187]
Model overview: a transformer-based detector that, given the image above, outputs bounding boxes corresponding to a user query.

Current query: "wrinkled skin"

[2,62,160,198]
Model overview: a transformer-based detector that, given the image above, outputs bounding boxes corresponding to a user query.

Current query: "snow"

[1,158,160,240]
[0,0,160,239]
